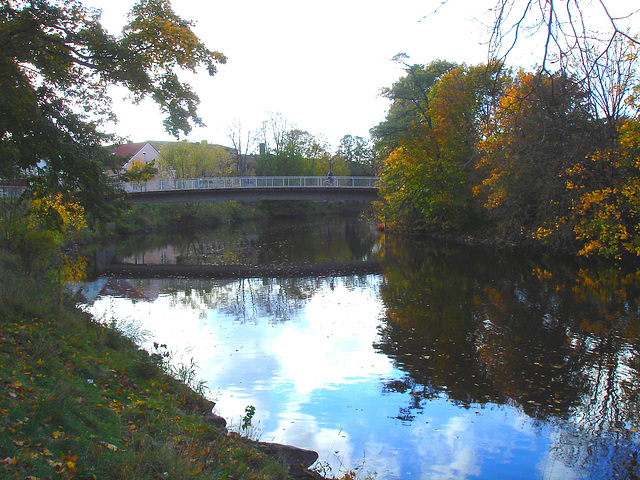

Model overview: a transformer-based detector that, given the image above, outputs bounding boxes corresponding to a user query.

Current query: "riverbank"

[0,248,329,479]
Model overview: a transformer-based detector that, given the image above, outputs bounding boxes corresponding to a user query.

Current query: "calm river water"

[77,215,640,479]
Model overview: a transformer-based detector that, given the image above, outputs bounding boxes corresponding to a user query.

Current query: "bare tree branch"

[489,0,638,67]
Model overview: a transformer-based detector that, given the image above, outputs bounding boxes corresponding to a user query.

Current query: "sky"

[82,0,494,151]
[82,0,637,152]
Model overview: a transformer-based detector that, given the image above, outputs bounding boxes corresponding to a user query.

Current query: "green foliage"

[254,116,352,176]
[255,129,316,176]
[337,135,376,175]
[0,0,225,219]
[158,141,235,178]
[378,147,471,232]
[241,405,256,431]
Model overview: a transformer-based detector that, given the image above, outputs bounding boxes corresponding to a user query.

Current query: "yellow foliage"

[573,187,634,258]
[30,193,87,235]
[61,254,87,283]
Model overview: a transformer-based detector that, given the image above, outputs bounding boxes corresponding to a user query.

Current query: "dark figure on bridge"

[327,170,334,186]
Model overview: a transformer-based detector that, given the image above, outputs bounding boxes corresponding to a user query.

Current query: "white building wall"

[123,143,160,170]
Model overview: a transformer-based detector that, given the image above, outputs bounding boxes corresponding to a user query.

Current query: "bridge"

[0,185,26,198]
[118,176,379,204]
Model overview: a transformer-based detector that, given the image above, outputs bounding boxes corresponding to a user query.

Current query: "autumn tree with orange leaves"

[373,59,504,232]
[474,69,595,249]
[373,54,640,257]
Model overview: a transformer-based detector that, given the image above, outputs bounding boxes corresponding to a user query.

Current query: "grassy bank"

[0,196,378,479]
[0,249,314,479]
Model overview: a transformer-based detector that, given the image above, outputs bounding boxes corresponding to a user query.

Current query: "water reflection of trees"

[111,216,379,267]
[377,237,640,475]
[129,275,373,325]
[86,216,382,324]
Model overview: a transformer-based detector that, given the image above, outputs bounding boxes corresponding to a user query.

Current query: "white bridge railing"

[119,176,379,193]
[0,185,27,197]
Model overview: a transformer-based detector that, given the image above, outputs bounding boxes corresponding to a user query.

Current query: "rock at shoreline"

[202,405,325,478]
[204,412,227,429]
[257,441,319,469]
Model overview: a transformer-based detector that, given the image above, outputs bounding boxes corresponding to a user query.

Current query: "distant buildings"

[110,141,165,171]
[110,140,255,178]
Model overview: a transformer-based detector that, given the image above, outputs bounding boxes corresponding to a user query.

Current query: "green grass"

[0,252,299,480]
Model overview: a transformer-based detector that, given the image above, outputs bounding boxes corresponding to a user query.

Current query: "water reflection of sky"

[84,273,591,479]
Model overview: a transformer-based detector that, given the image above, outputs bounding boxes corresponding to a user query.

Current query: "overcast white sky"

[83,0,636,152]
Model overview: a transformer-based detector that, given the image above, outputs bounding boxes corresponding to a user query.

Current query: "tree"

[429,63,504,168]
[283,129,322,159]
[485,0,639,142]
[377,146,472,232]
[0,0,226,219]
[120,159,157,183]
[374,60,502,232]
[571,35,639,142]
[255,112,296,175]
[474,69,596,248]
[336,135,375,175]
[566,98,640,258]
[257,111,291,158]
[371,56,457,158]
[253,113,339,176]
[486,0,639,71]
[227,119,255,175]
[157,141,234,179]
[283,129,333,175]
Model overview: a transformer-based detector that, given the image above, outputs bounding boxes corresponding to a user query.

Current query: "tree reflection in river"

[164,277,321,324]
[378,236,640,477]
[79,217,640,478]
[107,216,379,267]
[82,215,381,326]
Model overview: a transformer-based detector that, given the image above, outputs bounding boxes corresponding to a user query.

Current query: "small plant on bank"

[172,356,209,396]
[312,445,379,480]
[233,404,262,441]
[242,405,256,431]
[149,342,209,396]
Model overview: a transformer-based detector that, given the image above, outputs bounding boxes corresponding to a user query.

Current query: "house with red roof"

[110,141,166,170]
[110,140,255,180]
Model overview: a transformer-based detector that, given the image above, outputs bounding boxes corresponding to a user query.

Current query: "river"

[76,215,640,479]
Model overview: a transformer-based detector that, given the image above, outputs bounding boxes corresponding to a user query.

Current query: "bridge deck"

[119,176,379,204]
[120,175,378,192]
[2,177,380,204]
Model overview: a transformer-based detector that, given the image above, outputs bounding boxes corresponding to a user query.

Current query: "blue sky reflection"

[86,274,597,479]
